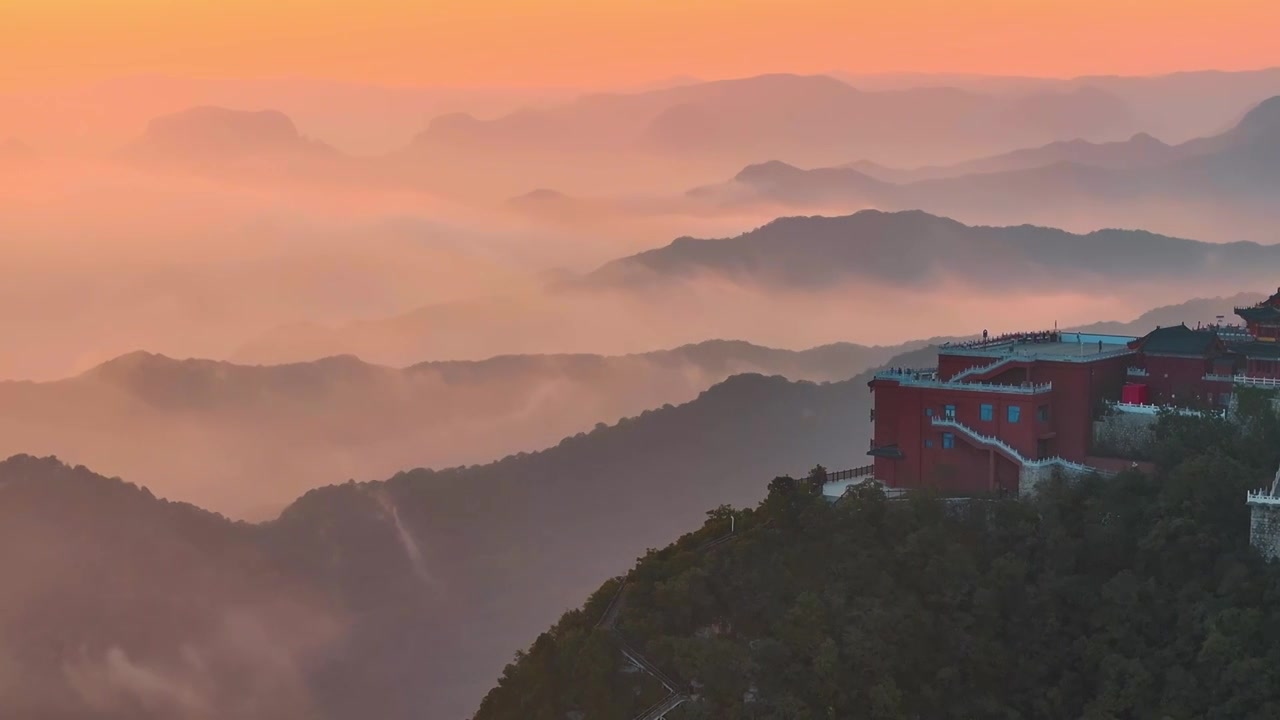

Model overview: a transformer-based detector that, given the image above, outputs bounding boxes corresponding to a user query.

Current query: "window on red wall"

[1007,405,1021,423]
[1037,404,1049,422]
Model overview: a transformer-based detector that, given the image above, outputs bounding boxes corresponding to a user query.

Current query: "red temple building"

[867,291,1280,495]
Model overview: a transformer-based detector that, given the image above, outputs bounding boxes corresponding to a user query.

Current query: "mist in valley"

[3,151,1275,522]
[6,11,1280,717]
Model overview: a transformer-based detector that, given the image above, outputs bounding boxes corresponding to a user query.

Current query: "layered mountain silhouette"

[0,137,37,167]
[0,340,920,518]
[588,210,1280,290]
[2,287,1259,719]
[407,73,1136,170]
[0,347,930,720]
[110,80,1280,206]
[842,132,1176,183]
[687,96,1280,242]
[1073,292,1265,335]
[0,454,338,720]
[120,106,357,181]
[233,211,1274,371]
[836,66,1280,143]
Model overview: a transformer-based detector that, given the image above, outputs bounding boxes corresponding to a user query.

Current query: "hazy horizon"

[7,3,1280,719]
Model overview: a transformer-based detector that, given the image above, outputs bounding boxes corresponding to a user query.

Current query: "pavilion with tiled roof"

[1236,288,1280,342]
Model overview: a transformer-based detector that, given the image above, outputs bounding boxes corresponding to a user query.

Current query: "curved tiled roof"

[1133,323,1223,356]
[1238,341,1280,359]
[1236,305,1280,322]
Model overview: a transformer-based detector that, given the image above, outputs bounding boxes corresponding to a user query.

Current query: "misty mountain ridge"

[842,131,1175,183]
[232,207,1275,375]
[407,72,1137,169]
[0,357,914,720]
[689,94,1280,242]
[587,209,1280,291]
[0,289,1258,719]
[126,106,338,159]
[1075,292,1266,334]
[0,339,918,517]
[1,137,35,159]
[100,77,1280,204]
[835,66,1280,143]
[119,106,362,183]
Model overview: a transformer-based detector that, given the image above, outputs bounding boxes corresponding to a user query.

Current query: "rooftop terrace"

[941,330,1137,363]
[874,367,1053,394]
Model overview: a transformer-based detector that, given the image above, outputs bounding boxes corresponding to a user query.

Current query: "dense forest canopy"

[475,390,1280,719]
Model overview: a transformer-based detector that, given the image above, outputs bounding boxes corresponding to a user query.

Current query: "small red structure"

[869,305,1280,496]
[1121,383,1149,405]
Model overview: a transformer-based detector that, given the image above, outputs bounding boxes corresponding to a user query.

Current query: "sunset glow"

[4,0,1280,90]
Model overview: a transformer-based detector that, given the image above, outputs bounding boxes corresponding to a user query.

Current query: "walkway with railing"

[633,693,690,720]
[595,514,771,720]
[1109,401,1207,417]
[596,580,690,719]
[942,330,1063,351]
[876,367,938,381]
[874,370,1053,395]
[1223,374,1280,388]
[931,417,1116,477]
[1248,489,1280,506]
[930,417,1026,465]
[823,466,875,482]
[950,355,1026,382]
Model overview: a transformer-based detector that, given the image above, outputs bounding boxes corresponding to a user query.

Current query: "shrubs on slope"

[475,399,1280,719]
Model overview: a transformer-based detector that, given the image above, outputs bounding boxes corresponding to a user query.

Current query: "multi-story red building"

[869,295,1280,494]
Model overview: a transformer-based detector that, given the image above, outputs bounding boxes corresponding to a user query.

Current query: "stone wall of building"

[1018,463,1105,498]
[1018,464,1056,498]
[1091,412,1157,459]
[1249,500,1280,561]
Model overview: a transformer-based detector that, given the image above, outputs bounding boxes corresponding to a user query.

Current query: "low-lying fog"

[0,159,1255,381]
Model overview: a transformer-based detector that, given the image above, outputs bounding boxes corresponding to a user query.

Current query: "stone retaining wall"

[1249,501,1280,561]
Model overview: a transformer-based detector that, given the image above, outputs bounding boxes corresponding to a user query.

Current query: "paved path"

[595,523,757,720]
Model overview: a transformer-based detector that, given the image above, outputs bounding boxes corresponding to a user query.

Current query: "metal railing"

[823,465,875,482]
[875,373,1054,395]
[1109,401,1207,417]
[951,355,1023,382]
[947,346,1137,363]
[1229,374,1280,388]
[942,330,1064,350]
[875,367,938,380]
[931,417,1116,477]
[634,694,689,720]
[1247,489,1280,505]
[1024,455,1115,476]
[931,417,1025,462]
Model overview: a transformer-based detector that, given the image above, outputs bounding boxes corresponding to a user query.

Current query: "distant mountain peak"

[128,106,332,161]
[1127,131,1164,145]
[1235,95,1280,138]
[0,137,37,165]
[510,188,567,203]
[86,350,175,373]
[419,112,482,138]
[734,160,805,183]
[1,137,32,154]
[146,106,300,142]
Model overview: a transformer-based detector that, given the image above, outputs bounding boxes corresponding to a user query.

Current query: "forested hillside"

[0,339,915,517]
[475,394,1280,719]
[0,349,933,720]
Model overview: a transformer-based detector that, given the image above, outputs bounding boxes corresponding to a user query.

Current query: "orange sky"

[2,0,1279,90]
